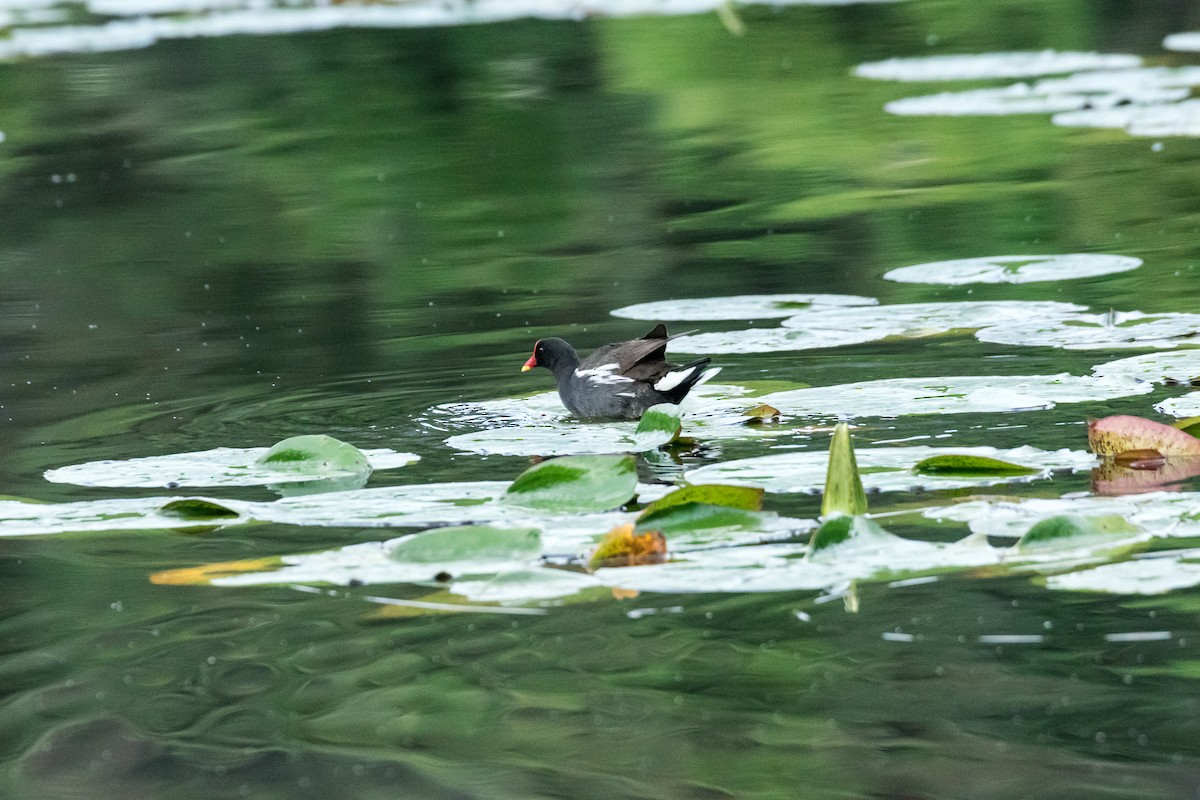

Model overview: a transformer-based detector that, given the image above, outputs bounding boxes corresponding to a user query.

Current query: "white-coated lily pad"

[435,384,790,456]
[1054,98,1200,137]
[43,445,419,488]
[885,84,1186,117]
[752,373,1151,419]
[667,325,894,355]
[1164,32,1200,53]
[780,300,1086,334]
[609,293,877,321]
[975,310,1200,350]
[668,301,1088,354]
[885,85,1097,116]
[883,254,1142,285]
[1045,553,1200,594]
[0,496,252,537]
[1156,393,1200,418]
[924,492,1200,539]
[686,445,1096,494]
[1092,349,1200,384]
[854,51,1141,82]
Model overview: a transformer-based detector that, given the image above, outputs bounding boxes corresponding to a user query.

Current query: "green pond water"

[4,2,1200,798]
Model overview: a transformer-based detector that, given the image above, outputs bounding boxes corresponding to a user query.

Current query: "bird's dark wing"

[580,325,677,375]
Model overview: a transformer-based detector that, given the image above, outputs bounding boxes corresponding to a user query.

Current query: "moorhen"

[521,324,719,420]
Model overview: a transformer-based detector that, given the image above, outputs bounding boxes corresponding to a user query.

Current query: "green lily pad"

[629,404,682,451]
[255,434,371,474]
[913,454,1039,476]
[502,455,638,513]
[638,484,764,516]
[807,515,897,561]
[389,525,542,565]
[636,502,768,535]
[158,499,242,521]
[1016,514,1144,554]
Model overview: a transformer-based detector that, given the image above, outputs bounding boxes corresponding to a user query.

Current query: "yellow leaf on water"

[150,557,282,586]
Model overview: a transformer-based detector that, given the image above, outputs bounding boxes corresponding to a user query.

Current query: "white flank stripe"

[575,363,633,385]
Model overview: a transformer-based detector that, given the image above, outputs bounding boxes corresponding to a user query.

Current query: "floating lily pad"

[503,454,638,513]
[751,374,1149,419]
[780,300,1086,333]
[924,493,1200,539]
[43,443,418,488]
[883,254,1142,285]
[668,301,1087,354]
[0,496,251,537]
[1045,553,1200,594]
[628,404,682,450]
[1165,32,1200,52]
[1157,393,1200,419]
[212,526,547,590]
[913,454,1040,476]
[668,325,894,354]
[608,293,877,321]
[1092,349,1200,384]
[1016,514,1145,554]
[885,86,1096,116]
[687,445,1095,494]
[886,85,1187,117]
[1054,98,1200,137]
[388,525,542,565]
[976,310,1200,350]
[437,384,790,456]
[854,51,1142,82]
[637,484,764,516]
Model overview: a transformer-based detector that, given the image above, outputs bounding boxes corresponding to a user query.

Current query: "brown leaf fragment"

[588,523,668,570]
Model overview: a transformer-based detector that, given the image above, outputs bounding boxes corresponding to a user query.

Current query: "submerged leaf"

[822,423,868,517]
[588,524,668,569]
[503,454,638,513]
[913,454,1039,476]
[255,434,372,475]
[1088,414,1200,457]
